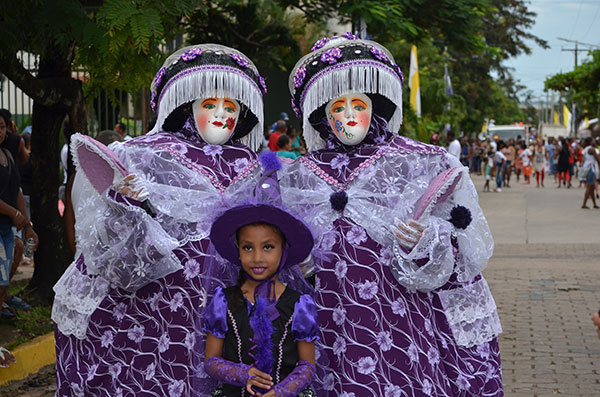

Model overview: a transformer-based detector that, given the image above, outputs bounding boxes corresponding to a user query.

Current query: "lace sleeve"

[204,356,251,387]
[77,186,180,292]
[272,360,315,397]
[391,216,455,292]
[444,156,494,283]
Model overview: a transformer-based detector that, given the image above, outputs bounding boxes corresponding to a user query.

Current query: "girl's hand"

[256,391,276,397]
[246,367,274,395]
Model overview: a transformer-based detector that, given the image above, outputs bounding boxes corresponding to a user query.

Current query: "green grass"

[4,280,54,350]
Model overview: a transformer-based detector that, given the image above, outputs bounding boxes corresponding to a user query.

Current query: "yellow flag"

[553,109,558,125]
[481,121,487,133]
[585,109,589,128]
[409,45,421,117]
[563,104,570,128]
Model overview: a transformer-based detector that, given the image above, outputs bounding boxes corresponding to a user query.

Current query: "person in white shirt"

[581,137,600,209]
[519,143,533,185]
[493,141,507,192]
[447,131,461,158]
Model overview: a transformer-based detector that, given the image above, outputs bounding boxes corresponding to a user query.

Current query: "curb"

[0,332,55,386]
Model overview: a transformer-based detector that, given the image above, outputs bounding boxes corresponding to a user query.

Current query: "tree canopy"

[545,50,600,118]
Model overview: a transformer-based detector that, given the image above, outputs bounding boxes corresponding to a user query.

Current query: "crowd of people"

[262,112,306,161]
[0,109,37,320]
[445,132,600,208]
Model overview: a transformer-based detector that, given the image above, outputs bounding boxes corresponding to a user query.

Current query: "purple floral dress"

[280,129,503,396]
[53,120,262,397]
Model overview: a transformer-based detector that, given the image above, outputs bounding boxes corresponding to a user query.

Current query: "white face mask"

[325,93,372,145]
[192,97,241,145]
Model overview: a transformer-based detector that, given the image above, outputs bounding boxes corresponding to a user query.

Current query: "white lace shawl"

[52,142,261,339]
[279,150,500,347]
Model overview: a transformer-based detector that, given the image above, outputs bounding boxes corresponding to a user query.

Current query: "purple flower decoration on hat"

[150,91,158,113]
[291,98,301,118]
[311,37,331,52]
[392,63,405,84]
[293,66,306,88]
[370,46,389,62]
[343,32,358,40]
[153,67,166,89]
[449,205,472,229]
[230,53,249,68]
[181,48,202,62]
[321,48,343,65]
[258,75,267,94]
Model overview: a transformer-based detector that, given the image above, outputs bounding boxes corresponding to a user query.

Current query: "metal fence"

[0,49,168,137]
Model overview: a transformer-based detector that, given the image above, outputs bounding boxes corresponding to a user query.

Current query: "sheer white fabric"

[280,148,499,346]
[53,140,262,339]
[437,278,502,348]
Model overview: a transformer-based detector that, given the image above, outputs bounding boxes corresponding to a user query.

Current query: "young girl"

[483,151,493,192]
[202,170,318,397]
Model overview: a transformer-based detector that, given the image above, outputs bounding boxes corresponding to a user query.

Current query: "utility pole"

[556,38,600,137]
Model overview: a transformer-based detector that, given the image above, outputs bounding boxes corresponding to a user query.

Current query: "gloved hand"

[393,218,426,251]
[114,174,149,201]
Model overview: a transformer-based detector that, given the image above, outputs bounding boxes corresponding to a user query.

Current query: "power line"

[581,3,600,41]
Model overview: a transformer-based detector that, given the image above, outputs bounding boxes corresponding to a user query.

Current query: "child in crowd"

[276,134,299,161]
[202,162,318,397]
[483,151,493,192]
[287,127,306,157]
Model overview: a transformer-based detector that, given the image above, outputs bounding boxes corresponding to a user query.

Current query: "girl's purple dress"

[53,120,261,396]
[280,125,503,396]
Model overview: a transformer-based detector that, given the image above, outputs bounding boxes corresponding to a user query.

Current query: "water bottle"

[24,238,35,259]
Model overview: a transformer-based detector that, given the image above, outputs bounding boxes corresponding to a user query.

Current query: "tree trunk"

[27,53,79,304]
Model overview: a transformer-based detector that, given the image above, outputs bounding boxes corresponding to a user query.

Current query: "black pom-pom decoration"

[330,191,348,212]
[449,205,472,229]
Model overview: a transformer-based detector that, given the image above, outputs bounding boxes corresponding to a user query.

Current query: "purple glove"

[271,360,315,397]
[204,356,251,387]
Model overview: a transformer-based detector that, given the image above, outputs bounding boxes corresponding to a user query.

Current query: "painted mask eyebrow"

[201,98,217,106]
[351,99,368,108]
[224,99,238,111]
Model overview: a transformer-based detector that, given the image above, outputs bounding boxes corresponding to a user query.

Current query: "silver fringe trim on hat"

[149,66,264,152]
[300,61,403,151]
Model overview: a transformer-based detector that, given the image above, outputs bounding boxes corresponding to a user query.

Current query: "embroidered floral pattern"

[181,47,202,62]
[230,53,249,68]
[370,46,389,62]
[392,63,405,84]
[294,66,307,88]
[291,98,302,118]
[321,48,343,64]
[258,75,267,94]
[311,37,331,52]
[343,32,358,40]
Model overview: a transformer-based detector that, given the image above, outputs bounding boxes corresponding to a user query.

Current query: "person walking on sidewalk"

[494,142,507,192]
[580,137,600,209]
[533,140,547,188]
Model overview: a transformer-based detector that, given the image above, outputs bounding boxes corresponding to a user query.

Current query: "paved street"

[476,172,600,396]
[3,172,600,396]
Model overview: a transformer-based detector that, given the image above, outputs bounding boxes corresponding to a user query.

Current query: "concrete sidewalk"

[474,172,600,395]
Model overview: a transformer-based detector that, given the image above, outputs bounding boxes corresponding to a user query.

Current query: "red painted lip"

[347,121,358,126]
[212,121,224,127]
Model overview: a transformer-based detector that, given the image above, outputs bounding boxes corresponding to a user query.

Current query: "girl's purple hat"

[209,153,314,270]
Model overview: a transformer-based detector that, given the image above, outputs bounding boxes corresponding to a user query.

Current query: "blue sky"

[504,0,600,103]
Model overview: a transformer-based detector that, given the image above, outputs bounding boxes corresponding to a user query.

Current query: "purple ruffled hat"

[209,153,314,271]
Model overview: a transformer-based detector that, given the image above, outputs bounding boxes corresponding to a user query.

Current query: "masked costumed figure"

[280,34,503,396]
[52,44,267,396]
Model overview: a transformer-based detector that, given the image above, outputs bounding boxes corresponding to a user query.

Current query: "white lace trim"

[390,217,455,292]
[53,140,262,339]
[437,278,502,348]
